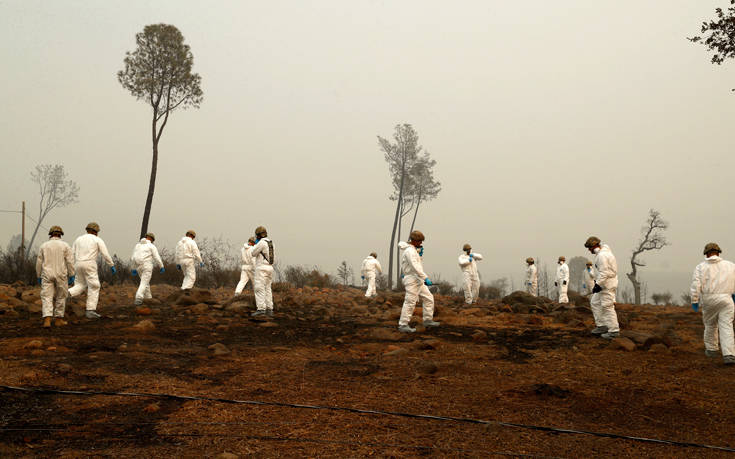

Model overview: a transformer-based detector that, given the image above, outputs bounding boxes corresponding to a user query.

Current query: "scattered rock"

[471,330,488,343]
[21,370,41,382]
[209,343,231,356]
[384,348,408,357]
[21,290,40,302]
[648,343,670,354]
[142,403,160,413]
[609,337,636,352]
[24,340,43,350]
[415,339,440,350]
[417,361,438,374]
[191,303,210,314]
[367,328,403,342]
[26,302,42,314]
[224,303,248,313]
[117,344,128,352]
[259,321,278,328]
[620,330,654,345]
[132,320,155,332]
[217,453,239,459]
[135,307,152,316]
[142,298,162,306]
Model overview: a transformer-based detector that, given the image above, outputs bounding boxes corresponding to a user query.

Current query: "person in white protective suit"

[234,237,256,296]
[690,242,735,365]
[175,230,203,290]
[555,256,570,303]
[131,233,165,306]
[584,236,620,339]
[68,222,115,319]
[525,258,538,296]
[581,261,595,296]
[397,230,440,333]
[35,226,75,328]
[250,226,275,317]
[458,243,483,304]
[361,252,382,298]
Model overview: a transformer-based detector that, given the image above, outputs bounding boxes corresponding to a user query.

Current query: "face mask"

[593,247,601,254]
[255,238,261,244]
[418,246,424,256]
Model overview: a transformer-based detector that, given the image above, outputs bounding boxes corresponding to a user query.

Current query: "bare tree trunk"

[387,175,405,291]
[140,118,159,239]
[626,273,641,305]
[409,198,421,234]
[395,200,404,287]
[26,220,42,257]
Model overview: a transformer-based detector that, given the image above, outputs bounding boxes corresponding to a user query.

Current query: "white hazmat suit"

[68,233,114,312]
[131,238,164,305]
[175,236,202,290]
[582,266,595,296]
[361,255,382,297]
[525,264,538,296]
[458,252,483,304]
[235,243,255,295]
[690,255,735,358]
[397,241,435,327]
[591,245,620,333]
[36,237,75,318]
[251,238,274,312]
[555,262,569,303]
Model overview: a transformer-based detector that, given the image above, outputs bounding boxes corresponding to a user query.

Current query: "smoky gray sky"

[1,0,733,297]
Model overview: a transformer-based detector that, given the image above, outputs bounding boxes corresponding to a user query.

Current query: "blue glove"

[424,278,433,286]
[361,275,365,280]
[582,284,586,289]
[418,247,424,256]
[160,267,165,274]
[692,303,699,312]
[37,277,42,285]
[199,262,204,268]
[401,274,404,279]
[68,276,75,286]
[176,264,181,270]
[469,254,473,261]
[110,266,117,275]
[131,269,138,277]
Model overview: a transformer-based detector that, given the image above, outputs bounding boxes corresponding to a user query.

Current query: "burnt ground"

[1,284,734,458]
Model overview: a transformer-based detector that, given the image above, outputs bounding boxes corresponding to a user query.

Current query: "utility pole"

[21,201,25,263]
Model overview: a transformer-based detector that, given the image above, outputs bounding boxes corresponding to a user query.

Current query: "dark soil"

[0,284,733,458]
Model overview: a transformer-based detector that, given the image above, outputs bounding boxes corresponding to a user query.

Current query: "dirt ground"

[1,283,734,458]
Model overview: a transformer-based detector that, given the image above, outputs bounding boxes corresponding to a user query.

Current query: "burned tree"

[26,164,79,256]
[627,209,669,305]
[379,124,421,290]
[118,24,203,238]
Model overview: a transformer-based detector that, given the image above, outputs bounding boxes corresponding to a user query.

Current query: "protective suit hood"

[705,255,723,264]
[398,241,411,250]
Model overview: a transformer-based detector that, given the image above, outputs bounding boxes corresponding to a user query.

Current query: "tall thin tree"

[379,124,421,290]
[118,24,203,238]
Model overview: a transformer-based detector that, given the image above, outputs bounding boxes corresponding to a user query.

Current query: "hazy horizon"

[1,1,733,300]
